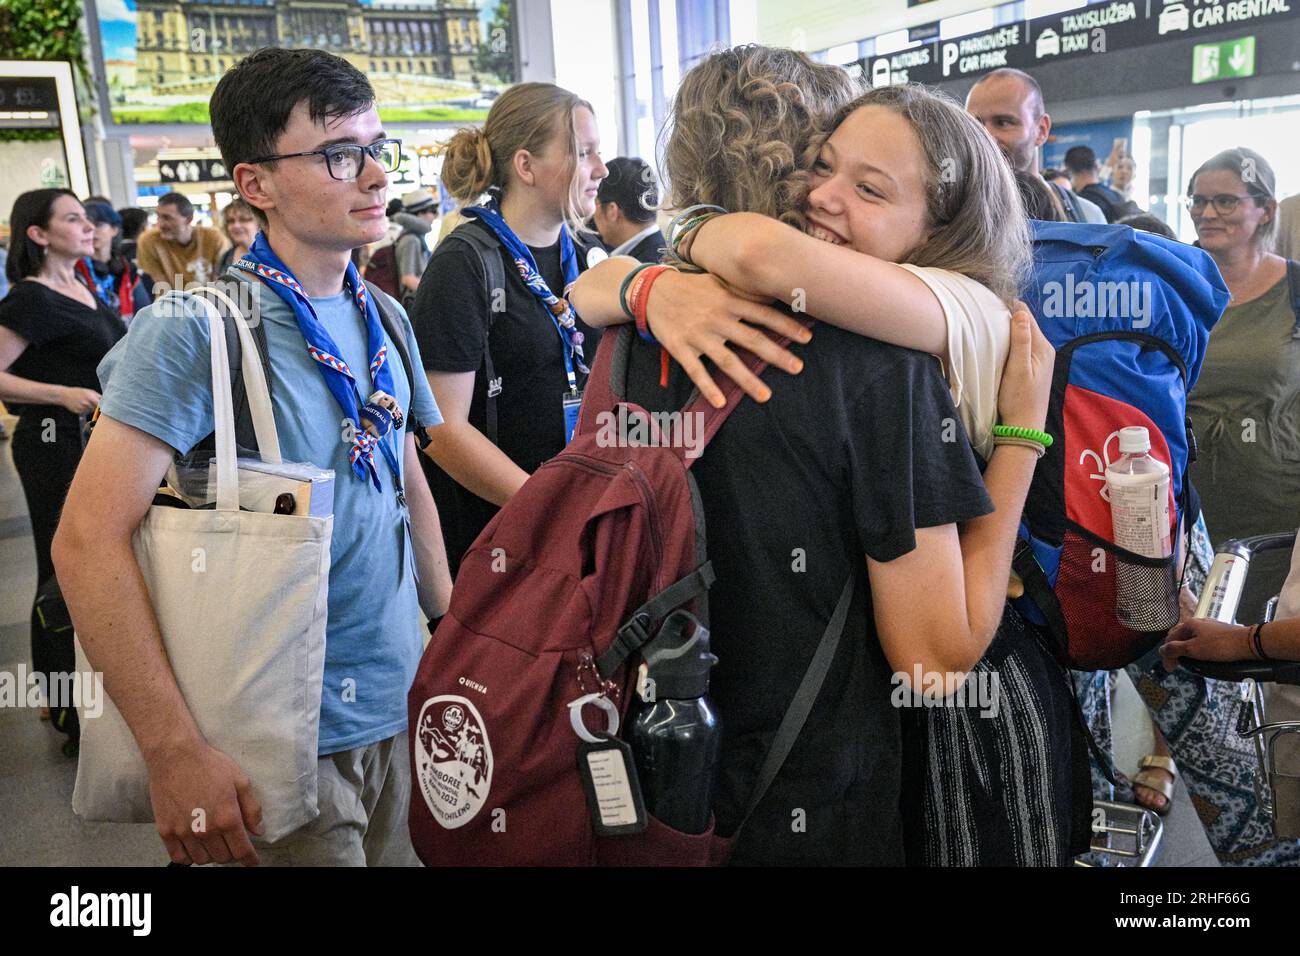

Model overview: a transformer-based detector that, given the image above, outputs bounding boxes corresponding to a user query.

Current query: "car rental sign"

[861,0,1294,85]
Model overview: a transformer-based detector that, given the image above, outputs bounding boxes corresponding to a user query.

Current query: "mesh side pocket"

[1055,529,1173,669]
[1114,555,1179,632]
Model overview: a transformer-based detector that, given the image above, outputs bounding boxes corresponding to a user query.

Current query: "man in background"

[1064,145,1137,223]
[966,69,1106,224]
[592,156,666,264]
[136,191,228,291]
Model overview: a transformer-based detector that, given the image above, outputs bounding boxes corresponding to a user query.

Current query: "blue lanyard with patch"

[462,200,586,442]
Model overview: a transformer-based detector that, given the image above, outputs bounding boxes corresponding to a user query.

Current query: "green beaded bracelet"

[991,424,1054,448]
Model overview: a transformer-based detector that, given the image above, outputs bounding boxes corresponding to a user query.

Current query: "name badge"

[562,389,583,444]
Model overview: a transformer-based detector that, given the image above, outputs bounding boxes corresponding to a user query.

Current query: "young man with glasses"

[53,48,453,866]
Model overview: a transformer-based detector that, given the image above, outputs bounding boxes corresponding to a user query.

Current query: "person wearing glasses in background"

[53,47,453,867]
[1185,148,1300,627]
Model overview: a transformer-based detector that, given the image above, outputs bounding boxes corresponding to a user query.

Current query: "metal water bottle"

[629,610,722,834]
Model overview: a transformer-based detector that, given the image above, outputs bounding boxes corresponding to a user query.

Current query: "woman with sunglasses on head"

[1185,148,1299,625]
[409,83,608,577]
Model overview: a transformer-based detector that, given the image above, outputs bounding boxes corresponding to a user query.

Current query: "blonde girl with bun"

[410,82,607,575]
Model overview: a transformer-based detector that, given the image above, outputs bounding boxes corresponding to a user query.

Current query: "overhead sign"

[1191,34,1257,81]
[158,157,229,183]
[862,0,1293,85]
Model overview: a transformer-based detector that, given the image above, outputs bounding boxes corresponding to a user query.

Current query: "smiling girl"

[572,72,1085,865]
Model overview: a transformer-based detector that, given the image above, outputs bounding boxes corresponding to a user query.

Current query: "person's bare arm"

[956,307,1054,640]
[403,430,452,617]
[871,308,1055,685]
[0,326,99,411]
[422,370,528,506]
[1162,616,1300,667]
[568,257,810,408]
[686,212,948,356]
[51,415,263,865]
[868,525,997,686]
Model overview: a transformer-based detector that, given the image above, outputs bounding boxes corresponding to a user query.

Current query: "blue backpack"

[1013,221,1229,670]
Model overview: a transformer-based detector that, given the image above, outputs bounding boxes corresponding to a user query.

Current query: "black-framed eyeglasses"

[248,138,403,181]
[1181,193,1260,216]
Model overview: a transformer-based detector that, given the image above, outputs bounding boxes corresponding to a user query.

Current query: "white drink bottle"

[1105,426,1177,630]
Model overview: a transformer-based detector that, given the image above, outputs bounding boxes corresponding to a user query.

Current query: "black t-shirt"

[411,228,603,570]
[621,324,993,865]
[1079,183,1128,223]
[0,279,125,420]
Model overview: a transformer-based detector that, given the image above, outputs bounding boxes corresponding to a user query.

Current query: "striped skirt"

[903,603,1081,866]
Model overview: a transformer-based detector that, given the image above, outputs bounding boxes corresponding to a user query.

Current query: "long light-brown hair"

[661,45,861,229]
[441,82,594,234]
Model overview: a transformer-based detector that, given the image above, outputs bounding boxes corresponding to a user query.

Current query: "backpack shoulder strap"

[366,278,432,447]
[185,276,269,458]
[732,574,855,839]
[441,218,507,445]
[1286,258,1300,339]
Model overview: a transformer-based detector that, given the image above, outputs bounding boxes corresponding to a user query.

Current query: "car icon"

[1159,2,1190,34]
[1036,28,1061,58]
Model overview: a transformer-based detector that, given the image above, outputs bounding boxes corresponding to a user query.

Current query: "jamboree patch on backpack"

[414,695,494,829]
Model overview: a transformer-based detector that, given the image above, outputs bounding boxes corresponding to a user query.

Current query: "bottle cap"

[640,610,717,701]
[1118,426,1150,454]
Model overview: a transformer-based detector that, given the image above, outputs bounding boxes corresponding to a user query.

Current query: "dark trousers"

[11,409,84,734]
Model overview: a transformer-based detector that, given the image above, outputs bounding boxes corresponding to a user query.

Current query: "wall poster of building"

[97,0,517,125]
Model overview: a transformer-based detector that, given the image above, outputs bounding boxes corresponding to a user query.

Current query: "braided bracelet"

[992,436,1046,458]
[671,213,723,267]
[991,424,1054,448]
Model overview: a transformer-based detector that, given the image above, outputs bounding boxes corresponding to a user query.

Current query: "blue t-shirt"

[98,270,443,754]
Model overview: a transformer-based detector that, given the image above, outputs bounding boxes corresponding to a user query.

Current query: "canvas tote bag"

[72,287,333,841]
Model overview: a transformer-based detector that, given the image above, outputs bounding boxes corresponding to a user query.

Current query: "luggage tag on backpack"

[562,388,583,445]
[570,693,646,835]
[575,733,648,836]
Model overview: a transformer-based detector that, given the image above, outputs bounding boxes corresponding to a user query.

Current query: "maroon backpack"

[407,323,847,865]
[363,240,400,299]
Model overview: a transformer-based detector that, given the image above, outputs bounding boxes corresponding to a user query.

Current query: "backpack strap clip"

[597,562,716,679]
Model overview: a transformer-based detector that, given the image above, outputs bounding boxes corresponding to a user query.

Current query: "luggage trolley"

[1183,532,1300,840]
[1077,800,1164,867]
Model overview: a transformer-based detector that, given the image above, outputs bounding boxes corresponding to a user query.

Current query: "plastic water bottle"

[628,610,722,835]
[1105,426,1177,630]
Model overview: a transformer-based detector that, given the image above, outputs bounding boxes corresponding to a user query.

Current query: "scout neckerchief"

[80,257,118,311]
[235,232,404,497]
[462,197,589,396]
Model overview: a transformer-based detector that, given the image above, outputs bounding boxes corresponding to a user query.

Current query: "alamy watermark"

[0,665,103,718]
[152,276,263,327]
[592,409,706,459]
[890,665,1001,718]
[1040,275,1153,328]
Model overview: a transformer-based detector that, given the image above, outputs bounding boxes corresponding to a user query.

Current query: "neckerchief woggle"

[234,233,403,495]
[462,198,587,440]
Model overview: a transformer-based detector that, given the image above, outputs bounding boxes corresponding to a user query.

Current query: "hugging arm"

[685,212,949,357]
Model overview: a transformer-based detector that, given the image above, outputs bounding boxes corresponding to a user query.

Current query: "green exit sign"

[1192,36,1256,84]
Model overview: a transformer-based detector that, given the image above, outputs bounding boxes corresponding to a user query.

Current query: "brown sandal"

[1133,754,1177,817]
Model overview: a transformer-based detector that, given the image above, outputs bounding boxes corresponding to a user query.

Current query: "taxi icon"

[1036,28,1061,58]
[1158,2,1190,34]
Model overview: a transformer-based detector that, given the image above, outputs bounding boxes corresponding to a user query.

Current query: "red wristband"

[631,265,670,342]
